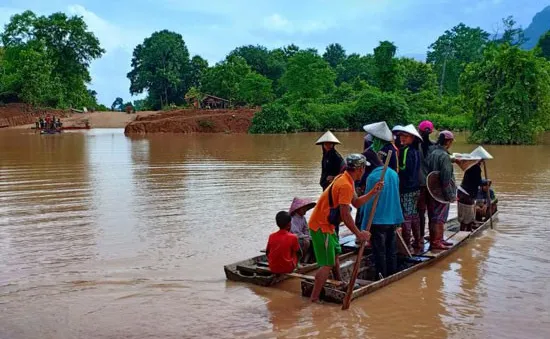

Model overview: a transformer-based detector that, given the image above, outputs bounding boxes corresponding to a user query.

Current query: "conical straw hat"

[470,146,493,160]
[392,124,422,140]
[363,121,393,142]
[289,197,316,215]
[315,130,341,145]
[452,153,482,171]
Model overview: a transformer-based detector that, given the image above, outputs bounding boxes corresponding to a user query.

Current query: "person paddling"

[316,131,344,191]
[425,131,457,250]
[308,154,383,303]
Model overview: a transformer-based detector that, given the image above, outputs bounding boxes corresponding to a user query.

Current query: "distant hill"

[523,5,550,49]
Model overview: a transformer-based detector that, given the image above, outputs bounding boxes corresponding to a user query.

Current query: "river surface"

[0,129,549,339]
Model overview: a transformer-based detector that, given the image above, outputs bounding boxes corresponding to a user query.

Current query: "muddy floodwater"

[1,129,549,338]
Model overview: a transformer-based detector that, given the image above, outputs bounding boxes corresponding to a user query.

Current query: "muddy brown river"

[1,129,549,338]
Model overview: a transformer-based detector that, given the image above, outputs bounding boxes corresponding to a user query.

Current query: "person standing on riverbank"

[425,131,457,250]
[394,124,423,251]
[418,120,434,241]
[308,154,383,303]
[316,131,344,191]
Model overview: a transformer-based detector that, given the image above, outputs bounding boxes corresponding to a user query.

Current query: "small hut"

[201,94,230,109]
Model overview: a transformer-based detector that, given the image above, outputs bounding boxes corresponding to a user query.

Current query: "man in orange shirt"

[308,153,383,302]
[266,211,300,274]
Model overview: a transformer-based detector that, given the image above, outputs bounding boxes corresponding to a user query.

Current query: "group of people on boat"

[36,115,62,131]
[265,120,497,302]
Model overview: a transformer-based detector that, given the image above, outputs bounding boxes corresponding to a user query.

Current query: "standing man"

[425,131,457,250]
[308,154,383,303]
[360,151,404,279]
[417,120,434,241]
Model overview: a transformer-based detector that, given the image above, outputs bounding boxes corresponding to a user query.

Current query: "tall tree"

[188,55,208,88]
[201,55,251,102]
[427,23,489,95]
[536,30,550,60]
[399,58,437,93]
[236,72,273,106]
[127,30,191,109]
[494,16,527,47]
[373,41,401,92]
[335,53,376,85]
[0,10,104,107]
[323,43,346,68]
[461,44,550,144]
[280,50,336,100]
[111,97,123,111]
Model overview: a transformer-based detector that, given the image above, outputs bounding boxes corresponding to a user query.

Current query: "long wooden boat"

[224,233,360,287]
[300,212,498,304]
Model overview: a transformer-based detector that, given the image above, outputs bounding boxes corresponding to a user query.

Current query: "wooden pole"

[483,161,493,229]
[342,150,392,310]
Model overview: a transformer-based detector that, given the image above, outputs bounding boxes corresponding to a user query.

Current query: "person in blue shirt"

[360,151,404,279]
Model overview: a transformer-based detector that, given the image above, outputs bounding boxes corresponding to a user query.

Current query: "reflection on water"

[1,129,549,338]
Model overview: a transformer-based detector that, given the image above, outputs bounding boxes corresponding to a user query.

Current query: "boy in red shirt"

[266,211,300,274]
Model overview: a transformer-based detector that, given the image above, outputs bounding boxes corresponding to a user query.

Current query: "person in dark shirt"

[475,179,498,221]
[394,124,423,251]
[457,161,483,231]
[417,120,434,241]
[316,131,344,191]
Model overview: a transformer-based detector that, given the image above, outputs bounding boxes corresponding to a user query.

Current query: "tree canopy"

[0,10,104,108]
[127,30,191,109]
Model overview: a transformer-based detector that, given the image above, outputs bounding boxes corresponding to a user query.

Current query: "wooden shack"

[189,94,230,109]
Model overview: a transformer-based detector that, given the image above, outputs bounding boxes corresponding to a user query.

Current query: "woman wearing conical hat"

[362,121,399,172]
[316,131,344,191]
[393,124,423,251]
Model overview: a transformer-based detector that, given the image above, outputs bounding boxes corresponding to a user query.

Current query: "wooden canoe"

[300,212,498,304]
[224,233,360,287]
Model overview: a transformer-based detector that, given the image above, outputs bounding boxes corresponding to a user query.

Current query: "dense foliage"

[3,8,550,144]
[0,10,104,108]
[461,44,550,144]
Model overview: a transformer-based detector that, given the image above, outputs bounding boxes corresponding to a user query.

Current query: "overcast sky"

[0,0,546,105]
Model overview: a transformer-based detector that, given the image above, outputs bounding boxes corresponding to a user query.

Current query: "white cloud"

[262,13,331,34]
[67,4,142,54]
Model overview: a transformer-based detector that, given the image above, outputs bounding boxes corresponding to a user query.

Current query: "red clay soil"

[124,108,259,134]
[0,103,69,128]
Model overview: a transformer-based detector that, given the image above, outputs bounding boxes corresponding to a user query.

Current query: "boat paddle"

[483,161,493,229]
[342,150,392,310]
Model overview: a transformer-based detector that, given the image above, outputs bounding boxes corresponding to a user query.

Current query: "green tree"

[188,55,208,88]
[461,44,550,144]
[494,16,527,47]
[536,30,550,60]
[127,30,191,109]
[399,58,437,93]
[111,97,123,111]
[280,50,336,100]
[201,55,251,102]
[350,87,409,128]
[282,44,300,60]
[323,43,346,68]
[249,102,295,133]
[373,41,401,92]
[335,53,376,85]
[236,72,273,106]
[0,10,104,107]
[132,99,149,111]
[427,23,489,95]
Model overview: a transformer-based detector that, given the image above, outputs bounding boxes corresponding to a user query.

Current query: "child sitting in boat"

[289,197,316,264]
[266,211,300,274]
[476,179,498,221]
